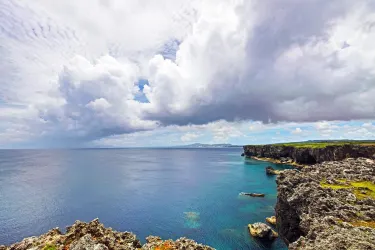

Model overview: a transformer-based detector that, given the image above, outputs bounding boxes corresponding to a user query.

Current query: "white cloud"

[2,0,375,147]
[180,132,201,142]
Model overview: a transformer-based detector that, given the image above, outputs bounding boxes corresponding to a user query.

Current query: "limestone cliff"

[276,158,375,250]
[243,144,375,164]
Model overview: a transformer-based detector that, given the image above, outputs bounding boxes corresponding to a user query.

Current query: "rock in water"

[265,166,282,175]
[241,153,245,156]
[240,192,265,197]
[266,216,276,225]
[248,223,278,240]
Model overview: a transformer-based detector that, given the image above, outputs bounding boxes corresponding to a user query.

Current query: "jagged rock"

[243,144,375,164]
[276,158,375,249]
[266,216,276,225]
[266,166,282,175]
[145,236,162,244]
[241,153,245,157]
[2,219,213,250]
[142,237,214,250]
[248,223,278,240]
[70,234,108,250]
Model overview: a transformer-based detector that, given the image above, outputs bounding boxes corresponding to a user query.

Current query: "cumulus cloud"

[143,0,375,125]
[2,0,375,147]
[38,55,158,139]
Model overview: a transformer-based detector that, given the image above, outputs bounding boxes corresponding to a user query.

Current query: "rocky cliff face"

[243,144,375,164]
[0,219,214,250]
[276,158,375,250]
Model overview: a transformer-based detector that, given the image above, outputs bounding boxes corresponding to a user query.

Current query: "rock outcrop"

[239,192,265,197]
[276,158,375,250]
[243,144,375,164]
[0,219,214,250]
[248,223,278,240]
[266,216,276,226]
[265,166,282,175]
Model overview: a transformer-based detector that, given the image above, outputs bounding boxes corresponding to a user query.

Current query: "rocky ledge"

[243,144,375,165]
[0,219,214,250]
[276,158,375,250]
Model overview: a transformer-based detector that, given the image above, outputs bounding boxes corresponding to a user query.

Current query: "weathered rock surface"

[276,158,375,250]
[266,216,276,226]
[244,144,375,164]
[142,236,214,250]
[265,166,282,175]
[248,223,278,240]
[0,219,214,250]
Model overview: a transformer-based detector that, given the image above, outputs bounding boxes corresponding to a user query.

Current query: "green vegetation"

[269,140,375,148]
[320,180,375,200]
[43,244,57,250]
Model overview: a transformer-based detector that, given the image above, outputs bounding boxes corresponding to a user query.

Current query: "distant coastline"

[171,143,242,148]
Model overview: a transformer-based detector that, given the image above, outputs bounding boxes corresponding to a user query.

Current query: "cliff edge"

[243,143,375,164]
[276,158,375,250]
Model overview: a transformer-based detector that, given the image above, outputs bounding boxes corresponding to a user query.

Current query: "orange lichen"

[154,241,175,250]
[349,220,375,229]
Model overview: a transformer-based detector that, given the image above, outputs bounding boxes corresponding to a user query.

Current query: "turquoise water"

[0,148,290,249]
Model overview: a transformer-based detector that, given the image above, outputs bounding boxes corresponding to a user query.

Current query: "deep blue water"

[0,148,291,249]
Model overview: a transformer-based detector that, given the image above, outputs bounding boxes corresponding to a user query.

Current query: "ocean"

[0,148,290,249]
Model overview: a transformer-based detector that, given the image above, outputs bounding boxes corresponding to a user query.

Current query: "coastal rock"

[266,216,276,225]
[241,153,245,157]
[276,158,375,249]
[142,237,214,250]
[240,192,265,197]
[1,219,213,250]
[243,144,375,164]
[248,223,278,240]
[69,234,108,250]
[266,166,282,175]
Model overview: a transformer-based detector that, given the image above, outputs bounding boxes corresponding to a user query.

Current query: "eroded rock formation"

[247,223,278,240]
[0,219,214,250]
[276,158,375,250]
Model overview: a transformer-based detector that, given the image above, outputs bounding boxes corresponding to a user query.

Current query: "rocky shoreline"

[0,219,214,250]
[276,157,375,249]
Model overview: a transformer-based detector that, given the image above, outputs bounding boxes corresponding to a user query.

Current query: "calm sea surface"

[0,148,291,249]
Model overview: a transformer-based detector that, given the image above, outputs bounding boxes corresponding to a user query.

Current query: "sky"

[1,0,375,148]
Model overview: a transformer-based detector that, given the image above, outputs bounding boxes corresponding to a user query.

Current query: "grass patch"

[351,181,375,200]
[43,244,57,250]
[277,141,375,148]
[247,140,375,149]
[320,180,375,200]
